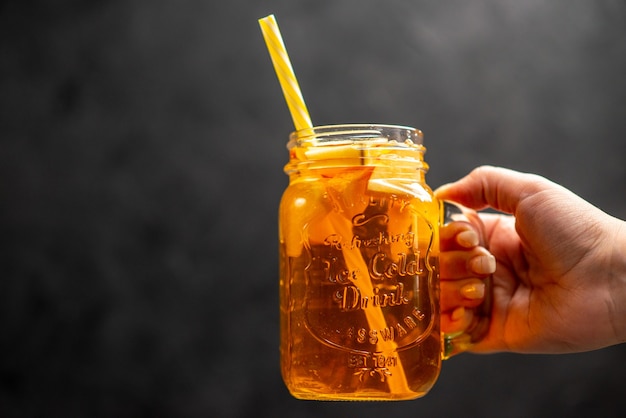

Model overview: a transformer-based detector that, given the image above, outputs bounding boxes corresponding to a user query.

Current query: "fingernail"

[457,230,479,248]
[461,282,485,299]
[469,254,496,275]
[451,306,466,321]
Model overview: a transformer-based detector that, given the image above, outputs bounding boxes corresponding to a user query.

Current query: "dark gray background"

[1,0,625,417]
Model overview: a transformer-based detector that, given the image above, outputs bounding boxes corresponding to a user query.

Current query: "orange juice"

[279,125,443,400]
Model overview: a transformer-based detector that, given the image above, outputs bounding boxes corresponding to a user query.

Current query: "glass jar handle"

[442,201,493,359]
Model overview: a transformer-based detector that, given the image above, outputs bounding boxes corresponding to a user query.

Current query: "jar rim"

[288,123,424,149]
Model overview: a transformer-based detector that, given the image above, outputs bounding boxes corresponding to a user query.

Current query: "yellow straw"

[259,14,313,131]
[261,14,411,395]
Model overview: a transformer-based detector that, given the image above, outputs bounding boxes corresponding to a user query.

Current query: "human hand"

[439,214,495,339]
[436,166,626,354]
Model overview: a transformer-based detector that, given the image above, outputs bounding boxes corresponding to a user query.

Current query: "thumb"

[435,166,550,215]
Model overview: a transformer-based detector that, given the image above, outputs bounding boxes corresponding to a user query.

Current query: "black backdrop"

[1,1,625,417]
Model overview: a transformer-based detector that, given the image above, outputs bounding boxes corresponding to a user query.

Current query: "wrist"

[608,218,626,345]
